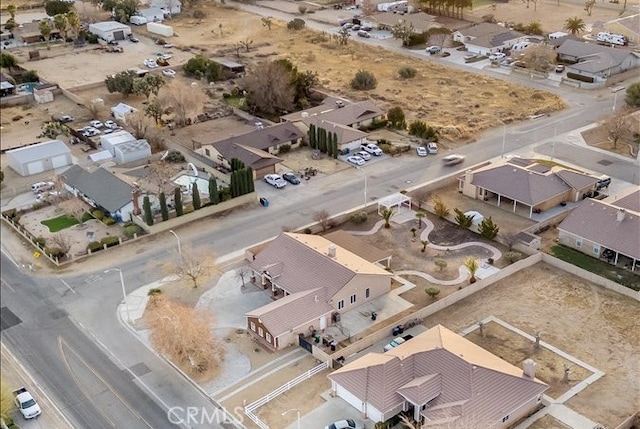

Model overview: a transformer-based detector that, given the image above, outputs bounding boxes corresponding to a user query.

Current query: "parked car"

[361,24,372,31]
[31,181,55,193]
[36,190,61,202]
[347,156,366,166]
[463,54,478,63]
[342,22,354,29]
[264,174,287,189]
[427,142,438,154]
[596,176,611,190]
[13,387,41,420]
[555,64,565,73]
[361,143,383,156]
[104,120,117,129]
[128,35,139,43]
[89,120,103,129]
[416,146,427,157]
[163,43,174,48]
[442,154,465,166]
[155,52,172,60]
[282,172,301,184]
[351,24,361,31]
[356,151,371,161]
[58,115,74,123]
[162,69,176,78]
[82,127,101,137]
[357,30,371,38]
[384,334,414,352]
[325,419,365,429]
[426,46,441,54]
[489,52,506,61]
[143,59,158,68]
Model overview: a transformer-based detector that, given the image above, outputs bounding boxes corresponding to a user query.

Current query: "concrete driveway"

[286,392,373,429]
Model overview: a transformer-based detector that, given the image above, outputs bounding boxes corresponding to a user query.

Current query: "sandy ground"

[423,262,640,428]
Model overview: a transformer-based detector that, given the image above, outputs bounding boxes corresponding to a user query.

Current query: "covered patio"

[378,192,412,216]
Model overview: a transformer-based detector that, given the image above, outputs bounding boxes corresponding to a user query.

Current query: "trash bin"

[371,311,377,321]
[259,197,269,207]
[392,325,403,336]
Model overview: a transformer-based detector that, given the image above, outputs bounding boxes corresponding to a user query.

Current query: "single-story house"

[556,39,640,81]
[299,100,385,129]
[60,165,135,222]
[329,325,548,427]
[0,73,15,97]
[138,7,165,22]
[280,97,346,123]
[369,12,439,34]
[110,102,138,122]
[197,122,304,178]
[246,232,393,351]
[89,21,132,43]
[452,23,527,55]
[458,159,599,217]
[13,20,60,44]
[149,0,181,15]
[603,14,640,43]
[299,116,369,152]
[557,187,640,271]
[6,140,72,176]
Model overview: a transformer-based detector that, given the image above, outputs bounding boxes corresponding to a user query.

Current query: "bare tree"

[428,32,449,48]
[145,161,175,194]
[584,0,595,16]
[146,295,225,377]
[126,110,152,139]
[603,110,632,149]
[242,61,295,115]
[162,244,219,288]
[158,81,208,127]
[235,266,250,287]
[361,0,377,16]
[336,27,351,46]
[51,233,73,256]
[413,189,429,209]
[261,17,272,30]
[238,38,253,52]
[65,199,88,225]
[521,45,556,72]
[313,209,331,231]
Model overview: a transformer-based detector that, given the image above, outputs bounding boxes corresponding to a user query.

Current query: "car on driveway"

[347,156,366,166]
[355,151,371,161]
[162,69,177,78]
[426,46,441,54]
[264,174,287,189]
[357,30,371,38]
[155,52,172,60]
[427,142,438,154]
[89,120,103,129]
[143,59,158,68]
[282,172,300,184]
[128,35,139,42]
[416,146,427,157]
[442,154,465,166]
[361,143,383,156]
[489,52,506,61]
[325,419,365,429]
[555,65,565,73]
[58,115,74,123]
[82,127,101,137]
[104,120,118,129]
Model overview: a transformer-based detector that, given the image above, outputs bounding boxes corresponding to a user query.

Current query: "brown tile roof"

[609,188,640,213]
[309,101,384,127]
[300,117,368,145]
[558,198,640,260]
[329,325,547,425]
[250,233,390,298]
[324,230,390,263]
[246,288,333,337]
[554,169,599,191]
[470,164,570,206]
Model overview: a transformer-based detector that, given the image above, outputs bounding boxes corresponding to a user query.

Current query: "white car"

[155,52,172,60]
[427,142,438,154]
[144,59,158,68]
[416,146,427,157]
[361,143,383,156]
[325,419,365,429]
[89,120,103,128]
[162,69,177,78]
[442,154,465,166]
[104,120,118,129]
[489,52,506,61]
[347,156,366,166]
[264,174,287,189]
[355,151,371,161]
[31,181,55,193]
[82,127,101,137]
[36,190,62,202]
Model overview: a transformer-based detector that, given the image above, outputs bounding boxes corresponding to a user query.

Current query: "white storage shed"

[88,21,132,42]
[114,139,152,164]
[100,130,136,155]
[110,102,137,122]
[6,140,72,176]
[146,22,173,37]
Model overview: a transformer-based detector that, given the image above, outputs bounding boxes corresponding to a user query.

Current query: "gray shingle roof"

[555,169,598,191]
[308,101,384,127]
[457,23,526,48]
[7,140,70,164]
[610,188,640,213]
[61,165,134,213]
[300,117,368,145]
[212,122,303,151]
[558,199,640,260]
[558,40,634,73]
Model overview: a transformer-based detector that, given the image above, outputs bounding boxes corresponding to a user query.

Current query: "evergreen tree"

[332,133,339,158]
[308,124,316,149]
[238,169,246,195]
[246,167,255,192]
[230,171,238,198]
[143,195,154,226]
[208,177,219,205]
[319,128,327,153]
[159,192,169,221]
[174,187,184,216]
[192,182,201,210]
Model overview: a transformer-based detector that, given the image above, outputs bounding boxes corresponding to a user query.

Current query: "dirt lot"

[581,111,640,159]
[423,263,640,428]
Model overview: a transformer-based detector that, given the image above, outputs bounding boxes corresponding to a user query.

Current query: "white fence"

[244,361,330,429]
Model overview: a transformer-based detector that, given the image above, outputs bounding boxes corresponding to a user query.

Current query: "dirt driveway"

[423,262,640,428]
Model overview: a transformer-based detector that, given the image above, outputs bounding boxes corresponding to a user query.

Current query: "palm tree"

[525,21,543,36]
[415,211,426,228]
[563,17,586,35]
[39,20,52,47]
[380,208,395,228]
[7,4,17,20]
[464,257,479,284]
[53,14,68,43]
[66,10,80,41]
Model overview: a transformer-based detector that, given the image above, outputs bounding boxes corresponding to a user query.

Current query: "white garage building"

[6,140,72,176]
[89,21,132,42]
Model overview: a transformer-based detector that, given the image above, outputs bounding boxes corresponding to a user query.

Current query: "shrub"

[92,210,105,220]
[184,204,195,214]
[17,70,39,84]
[45,246,65,258]
[87,241,102,252]
[165,150,186,163]
[425,287,441,298]
[102,217,116,226]
[34,236,47,247]
[454,208,474,229]
[349,211,368,224]
[287,18,306,30]
[351,70,377,90]
[409,120,439,142]
[432,195,450,218]
[148,288,163,296]
[86,33,99,44]
[398,66,417,79]
[504,251,522,263]
[479,216,499,240]
[434,259,447,271]
[278,144,291,154]
[298,4,307,14]
[124,224,143,238]
[406,31,428,46]
[303,227,312,234]
[100,235,120,248]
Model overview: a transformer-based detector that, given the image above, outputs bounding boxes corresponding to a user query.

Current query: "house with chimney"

[557,186,640,271]
[328,325,549,428]
[245,232,392,351]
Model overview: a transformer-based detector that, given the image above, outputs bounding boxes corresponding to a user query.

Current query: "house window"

[576,238,582,248]
[205,148,210,156]
[350,294,357,304]
[266,333,272,343]
[502,415,510,423]
[250,322,256,332]
[593,245,600,255]
[258,327,264,337]
[338,300,344,310]
[365,288,370,299]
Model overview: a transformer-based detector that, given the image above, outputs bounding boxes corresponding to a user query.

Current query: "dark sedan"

[283,172,301,185]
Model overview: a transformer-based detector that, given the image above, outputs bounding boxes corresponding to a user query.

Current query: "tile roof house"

[557,186,640,271]
[329,325,548,427]
[458,160,599,218]
[452,23,527,55]
[61,165,135,222]
[246,233,392,350]
[556,39,640,81]
[196,122,303,179]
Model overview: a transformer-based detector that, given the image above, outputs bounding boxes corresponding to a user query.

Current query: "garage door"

[51,155,69,169]
[113,30,125,40]
[26,161,45,175]
[255,166,274,179]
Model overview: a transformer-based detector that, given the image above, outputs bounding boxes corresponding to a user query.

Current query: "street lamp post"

[357,167,367,207]
[169,229,183,266]
[612,86,626,112]
[281,409,300,429]
[501,123,507,158]
[104,268,131,324]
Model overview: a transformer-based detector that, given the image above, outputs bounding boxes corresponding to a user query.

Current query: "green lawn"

[551,245,640,291]
[225,97,247,109]
[41,215,79,232]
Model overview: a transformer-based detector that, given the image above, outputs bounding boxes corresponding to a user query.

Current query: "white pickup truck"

[13,387,41,419]
[361,143,383,156]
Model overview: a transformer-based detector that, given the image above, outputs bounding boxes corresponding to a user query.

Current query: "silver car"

[264,174,287,189]
[325,419,365,429]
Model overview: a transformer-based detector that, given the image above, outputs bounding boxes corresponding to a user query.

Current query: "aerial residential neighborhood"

[0,0,638,427]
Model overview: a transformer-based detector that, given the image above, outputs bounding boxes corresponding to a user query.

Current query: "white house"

[453,23,527,55]
[6,140,72,176]
[88,21,132,42]
[149,0,181,16]
[138,7,165,22]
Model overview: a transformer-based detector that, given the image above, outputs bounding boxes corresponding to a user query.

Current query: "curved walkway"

[396,267,470,286]
[344,220,385,236]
